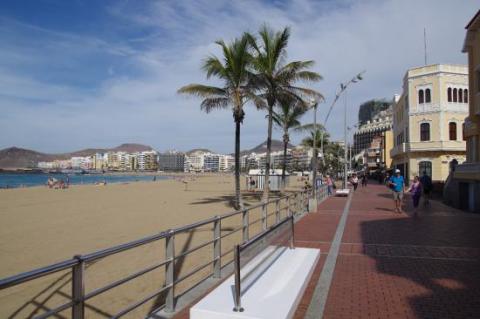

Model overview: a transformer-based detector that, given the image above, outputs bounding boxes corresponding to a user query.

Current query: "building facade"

[353,108,394,173]
[158,152,185,171]
[447,10,480,212]
[390,64,468,184]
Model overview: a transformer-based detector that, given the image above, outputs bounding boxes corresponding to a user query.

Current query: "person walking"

[419,171,432,207]
[387,169,405,213]
[407,175,422,217]
[361,174,368,187]
[326,175,334,196]
[350,173,359,191]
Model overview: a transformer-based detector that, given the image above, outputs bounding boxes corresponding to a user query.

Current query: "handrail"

[0,187,327,319]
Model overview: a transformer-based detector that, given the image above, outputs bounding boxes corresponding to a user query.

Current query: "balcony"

[390,141,466,158]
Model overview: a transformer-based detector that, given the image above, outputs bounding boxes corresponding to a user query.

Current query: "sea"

[0,173,170,189]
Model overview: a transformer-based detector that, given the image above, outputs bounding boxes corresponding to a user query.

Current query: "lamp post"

[308,98,319,212]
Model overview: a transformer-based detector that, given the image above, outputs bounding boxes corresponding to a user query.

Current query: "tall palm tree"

[178,35,258,209]
[272,98,307,190]
[247,25,323,201]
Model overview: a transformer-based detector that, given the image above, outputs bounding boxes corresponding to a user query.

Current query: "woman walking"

[407,176,422,217]
[351,173,359,191]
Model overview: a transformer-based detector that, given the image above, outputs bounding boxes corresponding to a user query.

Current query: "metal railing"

[232,215,294,312]
[0,187,328,319]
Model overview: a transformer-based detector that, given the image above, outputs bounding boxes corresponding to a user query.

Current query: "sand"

[0,174,305,318]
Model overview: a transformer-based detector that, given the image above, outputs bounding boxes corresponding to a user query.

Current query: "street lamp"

[308,97,319,212]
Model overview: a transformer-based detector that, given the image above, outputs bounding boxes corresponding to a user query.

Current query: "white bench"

[190,246,320,319]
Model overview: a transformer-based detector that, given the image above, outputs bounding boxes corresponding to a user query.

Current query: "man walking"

[419,171,432,207]
[387,169,405,213]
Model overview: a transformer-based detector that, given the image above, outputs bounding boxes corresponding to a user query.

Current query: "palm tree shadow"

[190,191,286,209]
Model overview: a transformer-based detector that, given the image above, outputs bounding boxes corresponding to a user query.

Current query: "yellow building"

[448,10,480,212]
[390,64,468,185]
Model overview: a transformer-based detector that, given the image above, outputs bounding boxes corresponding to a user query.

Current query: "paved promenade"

[173,184,480,319]
[295,184,480,319]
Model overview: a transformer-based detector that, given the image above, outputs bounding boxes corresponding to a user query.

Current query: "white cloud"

[0,0,477,153]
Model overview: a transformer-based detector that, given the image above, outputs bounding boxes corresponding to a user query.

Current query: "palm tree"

[178,35,258,209]
[272,98,307,190]
[247,25,323,202]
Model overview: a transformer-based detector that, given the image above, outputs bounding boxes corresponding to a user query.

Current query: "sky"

[0,0,478,154]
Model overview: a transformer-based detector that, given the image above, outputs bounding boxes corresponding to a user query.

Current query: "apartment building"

[447,10,480,212]
[390,64,468,184]
[158,152,185,171]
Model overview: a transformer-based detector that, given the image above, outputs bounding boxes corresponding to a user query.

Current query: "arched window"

[420,123,430,141]
[449,122,457,140]
[425,88,431,103]
[459,89,463,103]
[453,88,458,102]
[419,161,432,178]
[418,89,424,104]
[447,88,452,102]
[464,89,468,103]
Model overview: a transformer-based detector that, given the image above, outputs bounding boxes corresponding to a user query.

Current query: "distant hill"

[358,99,392,125]
[240,139,294,156]
[0,143,153,169]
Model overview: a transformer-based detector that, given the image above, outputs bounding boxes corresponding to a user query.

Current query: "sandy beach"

[0,174,304,318]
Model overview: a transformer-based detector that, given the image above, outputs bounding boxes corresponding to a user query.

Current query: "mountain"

[0,143,154,169]
[240,139,294,156]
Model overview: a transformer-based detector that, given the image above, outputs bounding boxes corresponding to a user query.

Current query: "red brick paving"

[173,185,480,318]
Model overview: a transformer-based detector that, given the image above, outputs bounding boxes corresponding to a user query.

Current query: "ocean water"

[0,173,169,188]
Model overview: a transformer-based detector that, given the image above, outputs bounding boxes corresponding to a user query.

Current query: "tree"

[248,25,323,202]
[178,35,259,209]
[272,98,307,190]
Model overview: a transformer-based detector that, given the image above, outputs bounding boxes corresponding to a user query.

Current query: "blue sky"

[0,0,478,153]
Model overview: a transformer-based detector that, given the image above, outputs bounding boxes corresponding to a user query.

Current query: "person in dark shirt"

[419,171,432,207]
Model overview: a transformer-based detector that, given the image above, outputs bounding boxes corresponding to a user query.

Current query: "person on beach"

[350,173,359,191]
[407,175,422,217]
[419,171,432,207]
[326,175,334,195]
[387,169,405,213]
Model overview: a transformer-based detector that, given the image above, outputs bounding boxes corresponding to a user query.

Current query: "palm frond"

[178,84,226,98]
[200,97,229,113]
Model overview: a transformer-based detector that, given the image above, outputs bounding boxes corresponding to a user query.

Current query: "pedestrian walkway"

[295,184,480,319]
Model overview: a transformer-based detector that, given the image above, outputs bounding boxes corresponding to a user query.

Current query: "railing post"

[233,245,244,312]
[213,217,221,278]
[275,199,280,224]
[164,230,175,312]
[262,203,267,230]
[242,209,249,242]
[290,216,295,249]
[287,196,292,217]
[72,255,85,319]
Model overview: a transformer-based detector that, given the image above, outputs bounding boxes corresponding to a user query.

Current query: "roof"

[465,9,480,30]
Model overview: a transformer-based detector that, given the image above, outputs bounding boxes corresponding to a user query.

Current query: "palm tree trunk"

[281,132,288,192]
[263,103,273,202]
[234,118,243,210]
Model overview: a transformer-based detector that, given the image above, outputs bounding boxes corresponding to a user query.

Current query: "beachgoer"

[387,169,405,213]
[407,175,422,217]
[419,171,432,207]
[350,173,359,191]
[326,175,333,195]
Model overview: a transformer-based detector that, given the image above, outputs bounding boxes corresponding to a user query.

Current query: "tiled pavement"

[173,184,480,319]
[294,184,480,319]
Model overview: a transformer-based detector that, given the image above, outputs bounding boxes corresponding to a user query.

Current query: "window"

[459,89,463,103]
[453,88,458,102]
[418,89,424,104]
[419,161,432,178]
[449,122,457,140]
[447,88,452,102]
[420,123,430,141]
[464,89,468,103]
[425,88,431,103]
